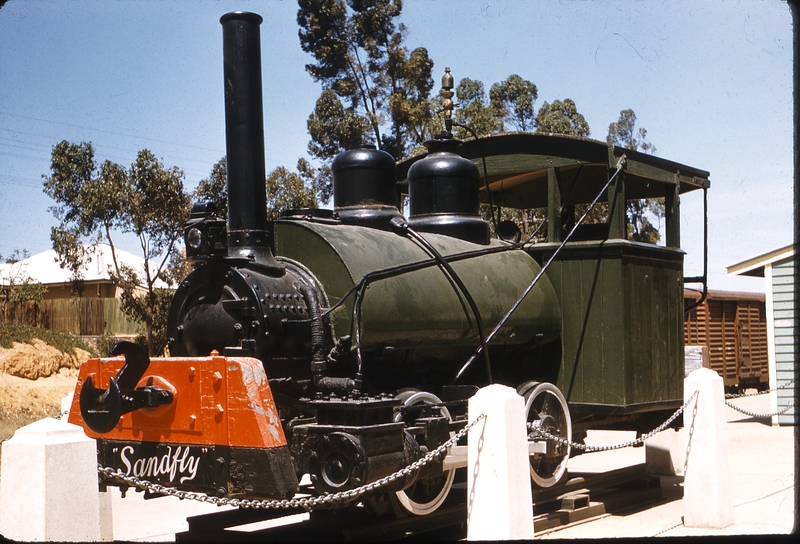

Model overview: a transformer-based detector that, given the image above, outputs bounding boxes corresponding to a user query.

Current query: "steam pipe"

[220,12,282,271]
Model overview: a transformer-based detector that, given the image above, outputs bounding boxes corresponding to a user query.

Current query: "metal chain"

[98,413,486,510]
[723,379,794,418]
[529,391,699,452]
[724,379,794,399]
[724,400,794,419]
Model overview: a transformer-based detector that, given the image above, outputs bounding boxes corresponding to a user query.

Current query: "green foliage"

[482,206,547,240]
[0,253,47,325]
[535,99,591,137]
[606,109,663,243]
[307,89,373,159]
[0,324,97,357]
[1,249,30,264]
[298,0,435,202]
[193,156,228,218]
[266,166,318,220]
[49,227,91,294]
[297,158,332,205]
[384,45,435,146]
[607,109,656,154]
[489,75,538,132]
[110,264,173,354]
[6,279,47,305]
[189,157,319,222]
[452,78,503,139]
[625,198,662,243]
[305,90,372,201]
[127,150,191,260]
[43,140,191,354]
[94,333,118,357]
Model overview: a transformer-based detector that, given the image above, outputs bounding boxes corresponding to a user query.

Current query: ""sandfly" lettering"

[119,445,201,484]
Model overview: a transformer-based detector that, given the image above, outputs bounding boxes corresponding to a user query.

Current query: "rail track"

[174,463,665,541]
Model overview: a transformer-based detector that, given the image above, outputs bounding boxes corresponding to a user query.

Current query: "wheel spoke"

[521,382,571,488]
[392,391,456,515]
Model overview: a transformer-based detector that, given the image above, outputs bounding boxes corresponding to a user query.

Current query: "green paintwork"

[401,133,703,408]
[274,220,561,351]
[529,240,685,407]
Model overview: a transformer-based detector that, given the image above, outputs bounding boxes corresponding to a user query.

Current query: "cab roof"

[396,132,710,209]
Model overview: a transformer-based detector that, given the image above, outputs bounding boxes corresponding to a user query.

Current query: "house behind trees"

[0,244,166,337]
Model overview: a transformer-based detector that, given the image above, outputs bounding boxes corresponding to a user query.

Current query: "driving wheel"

[392,390,455,515]
[518,381,572,487]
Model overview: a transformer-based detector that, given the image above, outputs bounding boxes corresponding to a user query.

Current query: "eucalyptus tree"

[607,109,661,243]
[194,156,228,218]
[489,74,538,132]
[297,0,435,202]
[266,165,319,220]
[43,140,190,353]
[193,157,319,219]
[451,77,503,140]
[607,109,656,154]
[535,99,591,137]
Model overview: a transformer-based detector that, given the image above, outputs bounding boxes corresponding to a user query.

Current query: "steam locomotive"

[68,11,711,516]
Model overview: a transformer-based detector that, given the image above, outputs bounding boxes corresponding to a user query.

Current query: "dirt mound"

[0,341,87,428]
[0,339,90,380]
[0,371,78,419]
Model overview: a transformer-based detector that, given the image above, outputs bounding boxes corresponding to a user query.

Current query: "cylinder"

[220,12,276,265]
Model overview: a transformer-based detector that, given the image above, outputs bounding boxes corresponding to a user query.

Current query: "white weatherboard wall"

[0,418,113,541]
[770,258,795,425]
[728,245,795,426]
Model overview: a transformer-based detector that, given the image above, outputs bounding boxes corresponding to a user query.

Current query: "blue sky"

[0,0,793,292]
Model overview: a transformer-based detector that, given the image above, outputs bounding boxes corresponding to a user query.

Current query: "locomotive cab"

[398,132,711,434]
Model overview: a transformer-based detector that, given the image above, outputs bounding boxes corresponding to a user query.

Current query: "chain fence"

[724,400,794,418]
[529,391,698,452]
[97,413,486,511]
[4,377,791,514]
[723,379,794,399]
[530,379,795,452]
[723,379,794,419]
[95,389,704,507]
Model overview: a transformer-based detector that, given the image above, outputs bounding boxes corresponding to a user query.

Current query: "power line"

[2,112,307,173]
[0,151,44,162]
[0,110,225,154]
[0,178,41,189]
[1,127,219,174]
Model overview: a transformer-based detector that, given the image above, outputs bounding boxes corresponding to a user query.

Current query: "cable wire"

[452,154,627,383]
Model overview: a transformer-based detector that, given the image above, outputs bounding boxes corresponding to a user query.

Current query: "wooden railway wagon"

[398,132,711,433]
[684,288,769,391]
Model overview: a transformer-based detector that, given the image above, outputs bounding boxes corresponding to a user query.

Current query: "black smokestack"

[220,11,281,271]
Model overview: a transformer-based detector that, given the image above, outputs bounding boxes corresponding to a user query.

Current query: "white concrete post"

[683,367,734,528]
[467,384,534,540]
[0,417,113,541]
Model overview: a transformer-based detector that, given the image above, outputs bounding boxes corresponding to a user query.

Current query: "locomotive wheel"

[519,381,572,487]
[392,390,455,516]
